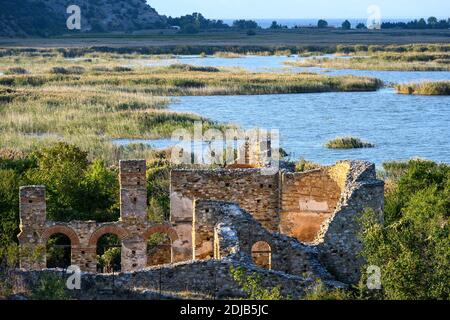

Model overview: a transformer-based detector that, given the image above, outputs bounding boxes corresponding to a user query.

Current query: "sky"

[147,0,450,19]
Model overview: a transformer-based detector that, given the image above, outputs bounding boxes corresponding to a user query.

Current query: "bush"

[296,158,321,172]
[325,137,375,149]
[31,273,70,300]
[360,160,450,299]
[50,66,85,75]
[4,67,28,75]
[230,266,285,300]
[168,64,219,72]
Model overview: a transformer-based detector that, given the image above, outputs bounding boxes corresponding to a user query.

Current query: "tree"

[270,21,282,29]
[342,20,351,30]
[317,19,328,28]
[24,143,119,222]
[427,16,438,27]
[356,23,367,29]
[360,160,450,299]
[232,19,259,30]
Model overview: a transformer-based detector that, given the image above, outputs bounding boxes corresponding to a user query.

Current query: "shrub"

[31,273,70,300]
[325,136,375,149]
[296,158,322,172]
[168,64,219,72]
[360,160,450,299]
[50,66,85,75]
[230,266,285,300]
[4,67,28,75]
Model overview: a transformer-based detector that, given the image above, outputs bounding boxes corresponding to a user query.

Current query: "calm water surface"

[118,55,450,166]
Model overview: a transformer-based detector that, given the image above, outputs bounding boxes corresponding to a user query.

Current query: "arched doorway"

[96,233,121,273]
[251,241,272,270]
[89,225,128,273]
[42,225,79,269]
[143,224,178,266]
[46,233,71,269]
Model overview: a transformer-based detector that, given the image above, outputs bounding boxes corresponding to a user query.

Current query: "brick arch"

[88,225,129,246]
[42,225,80,246]
[143,224,179,243]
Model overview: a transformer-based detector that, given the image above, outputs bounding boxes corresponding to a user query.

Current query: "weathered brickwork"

[18,158,384,287]
[170,169,281,262]
[280,169,342,242]
[17,160,179,273]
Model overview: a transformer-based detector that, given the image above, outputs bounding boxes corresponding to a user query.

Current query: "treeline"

[381,17,450,29]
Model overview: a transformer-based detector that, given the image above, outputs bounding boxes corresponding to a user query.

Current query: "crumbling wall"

[280,169,342,242]
[194,200,334,280]
[17,160,179,273]
[315,161,385,284]
[170,169,280,262]
[13,259,345,300]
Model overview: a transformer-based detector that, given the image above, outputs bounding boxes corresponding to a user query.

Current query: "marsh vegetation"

[395,81,450,95]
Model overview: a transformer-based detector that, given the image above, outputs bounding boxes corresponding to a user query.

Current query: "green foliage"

[31,273,70,300]
[295,158,322,172]
[25,143,119,222]
[97,247,121,273]
[325,136,375,149]
[230,266,285,300]
[4,67,28,75]
[342,20,352,30]
[232,20,259,30]
[303,280,351,300]
[97,234,121,273]
[360,160,450,300]
[317,20,328,28]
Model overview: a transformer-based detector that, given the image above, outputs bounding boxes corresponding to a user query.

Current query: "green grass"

[395,81,450,95]
[325,137,375,149]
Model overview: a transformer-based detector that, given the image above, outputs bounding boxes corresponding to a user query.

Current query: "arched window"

[251,241,272,270]
[96,234,121,273]
[46,233,71,269]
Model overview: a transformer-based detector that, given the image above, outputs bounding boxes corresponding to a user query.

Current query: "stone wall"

[170,169,281,262]
[280,169,342,242]
[17,160,180,273]
[195,201,334,280]
[12,260,345,300]
[315,161,385,284]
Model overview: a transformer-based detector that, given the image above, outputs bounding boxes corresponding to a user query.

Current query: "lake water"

[117,55,450,166]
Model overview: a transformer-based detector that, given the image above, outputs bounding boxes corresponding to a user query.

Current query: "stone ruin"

[17,158,384,295]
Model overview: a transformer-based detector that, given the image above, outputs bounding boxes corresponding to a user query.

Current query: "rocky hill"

[0,0,166,37]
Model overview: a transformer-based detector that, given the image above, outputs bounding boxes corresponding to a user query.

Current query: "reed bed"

[395,81,450,95]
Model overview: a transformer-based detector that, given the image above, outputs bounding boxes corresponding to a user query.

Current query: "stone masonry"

[18,160,179,273]
[18,159,384,287]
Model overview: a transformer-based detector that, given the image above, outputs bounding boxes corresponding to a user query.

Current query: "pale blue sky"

[147,0,449,19]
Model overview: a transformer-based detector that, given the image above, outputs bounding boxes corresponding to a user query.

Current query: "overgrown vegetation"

[360,160,450,299]
[396,81,450,95]
[230,266,285,300]
[325,137,375,149]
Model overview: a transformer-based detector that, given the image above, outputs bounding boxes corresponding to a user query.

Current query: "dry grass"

[395,81,450,95]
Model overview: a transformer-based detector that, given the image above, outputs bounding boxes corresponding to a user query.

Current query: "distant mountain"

[0,0,166,37]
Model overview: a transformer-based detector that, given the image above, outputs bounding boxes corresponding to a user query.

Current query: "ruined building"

[18,157,384,288]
